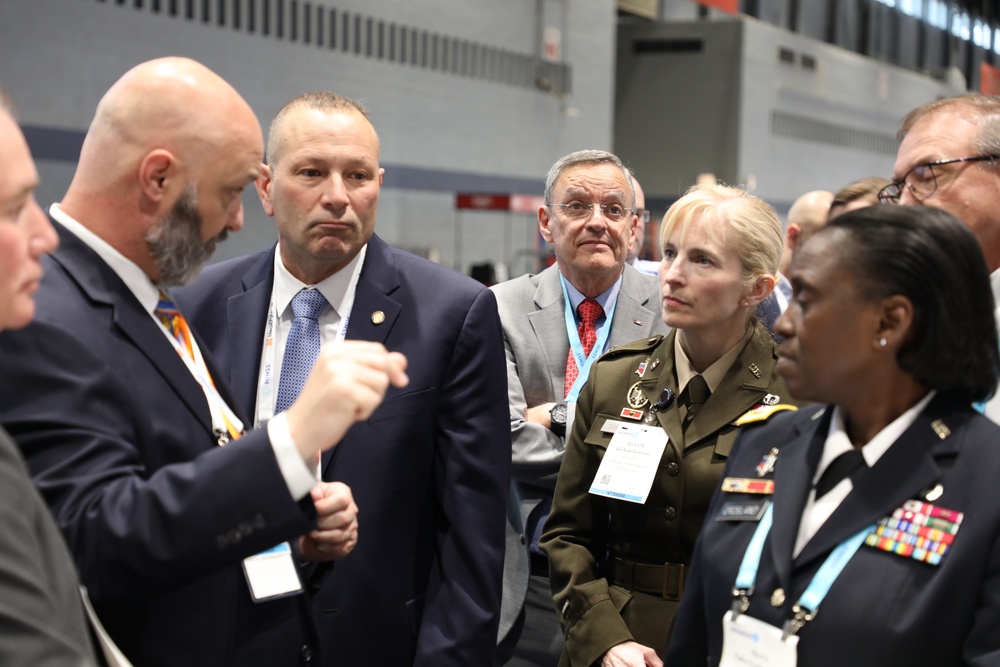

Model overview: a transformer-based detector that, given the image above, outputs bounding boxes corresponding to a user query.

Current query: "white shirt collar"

[272,242,367,319]
[49,203,161,314]
[817,390,937,480]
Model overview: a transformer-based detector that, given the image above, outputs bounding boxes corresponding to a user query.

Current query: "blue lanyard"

[559,273,618,402]
[733,503,873,636]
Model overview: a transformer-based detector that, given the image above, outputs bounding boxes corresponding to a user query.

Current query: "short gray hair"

[543,150,635,207]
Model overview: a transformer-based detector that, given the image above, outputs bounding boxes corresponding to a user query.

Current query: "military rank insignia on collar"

[865,499,963,566]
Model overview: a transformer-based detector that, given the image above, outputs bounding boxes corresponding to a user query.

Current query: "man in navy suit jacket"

[0,59,407,667]
[176,91,510,666]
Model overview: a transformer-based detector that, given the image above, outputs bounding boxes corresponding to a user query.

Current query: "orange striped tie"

[155,291,241,442]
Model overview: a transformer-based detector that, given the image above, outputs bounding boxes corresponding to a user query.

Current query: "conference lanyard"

[257,247,365,426]
[158,320,244,443]
[733,503,873,638]
[559,273,618,402]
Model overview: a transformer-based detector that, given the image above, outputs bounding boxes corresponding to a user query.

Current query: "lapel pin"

[925,484,944,502]
[930,419,951,440]
[633,319,644,326]
[371,311,386,325]
[756,448,778,477]
[635,358,650,378]
[748,362,762,378]
[762,393,779,406]
[650,359,660,371]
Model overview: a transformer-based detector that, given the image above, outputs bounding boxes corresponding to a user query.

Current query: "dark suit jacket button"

[300,644,314,663]
[664,507,677,520]
[519,534,526,545]
[666,462,680,476]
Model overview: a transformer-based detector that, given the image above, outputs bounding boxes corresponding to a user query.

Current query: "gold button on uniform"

[371,311,385,324]
[771,588,785,607]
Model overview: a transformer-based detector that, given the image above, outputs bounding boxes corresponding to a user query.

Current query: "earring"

[879,337,887,347]
[742,300,749,307]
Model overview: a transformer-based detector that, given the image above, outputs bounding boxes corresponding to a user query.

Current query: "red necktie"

[564,298,604,396]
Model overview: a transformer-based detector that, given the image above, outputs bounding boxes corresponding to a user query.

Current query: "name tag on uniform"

[721,611,798,667]
[589,424,667,504]
[717,499,770,522]
[242,541,304,602]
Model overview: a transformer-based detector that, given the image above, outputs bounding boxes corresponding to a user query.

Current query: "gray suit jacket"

[490,263,667,641]
[0,426,96,666]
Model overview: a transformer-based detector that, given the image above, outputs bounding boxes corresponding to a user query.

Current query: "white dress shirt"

[793,391,936,557]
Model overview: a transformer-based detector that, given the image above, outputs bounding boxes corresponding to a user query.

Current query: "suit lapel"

[769,408,828,589]
[224,249,275,421]
[50,223,212,431]
[610,265,661,348]
[528,267,571,399]
[343,235,401,346]
[322,236,401,475]
[795,395,958,567]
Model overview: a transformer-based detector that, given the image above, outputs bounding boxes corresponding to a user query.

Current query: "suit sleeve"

[415,287,510,666]
[0,433,97,667]
[501,317,565,490]
[0,319,315,605]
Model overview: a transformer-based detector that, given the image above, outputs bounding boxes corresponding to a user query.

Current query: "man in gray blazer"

[0,89,97,666]
[492,150,667,666]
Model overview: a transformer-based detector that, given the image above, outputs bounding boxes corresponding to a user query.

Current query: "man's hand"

[526,402,556,429]
[286,340,408,461]
[299,481,358,562]
[602,641,663,667]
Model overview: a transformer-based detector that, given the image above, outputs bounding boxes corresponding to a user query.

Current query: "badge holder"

[242,541,305,602]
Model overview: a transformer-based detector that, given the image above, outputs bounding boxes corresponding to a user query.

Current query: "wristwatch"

[550,402,568,438]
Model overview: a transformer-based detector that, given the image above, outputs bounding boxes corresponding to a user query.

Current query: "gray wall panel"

[0,0,617,275]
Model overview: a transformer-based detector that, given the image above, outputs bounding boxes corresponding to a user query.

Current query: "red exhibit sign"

[455,194,511,211]
[696,0,738,15]
[981,62,1000,95]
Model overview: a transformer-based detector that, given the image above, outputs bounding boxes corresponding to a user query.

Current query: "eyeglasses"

[636,208,651,224]
[547,201,634,223]
[878,155,1000,205]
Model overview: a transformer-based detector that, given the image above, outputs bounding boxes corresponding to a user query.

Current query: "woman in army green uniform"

[541,182,801,667]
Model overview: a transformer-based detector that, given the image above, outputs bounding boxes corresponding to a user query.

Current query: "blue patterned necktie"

[275,289,329,414]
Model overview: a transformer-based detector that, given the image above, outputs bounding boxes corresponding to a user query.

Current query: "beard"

[146,186,227,287]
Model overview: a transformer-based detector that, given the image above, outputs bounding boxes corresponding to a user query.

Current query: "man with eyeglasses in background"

[625,172,660,277]
[881,94,1000,422]
[493,150,666,666]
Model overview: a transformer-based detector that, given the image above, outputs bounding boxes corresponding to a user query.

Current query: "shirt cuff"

[266,412,319,500]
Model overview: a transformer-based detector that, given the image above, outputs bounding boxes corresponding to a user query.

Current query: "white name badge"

[588,424,667,504]
[242,541,304,602]
[720,611,798,667]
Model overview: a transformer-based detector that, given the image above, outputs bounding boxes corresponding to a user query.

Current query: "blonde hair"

[659,182,782,287]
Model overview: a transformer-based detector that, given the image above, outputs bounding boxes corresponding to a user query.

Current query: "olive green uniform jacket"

[541,325,798,667]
